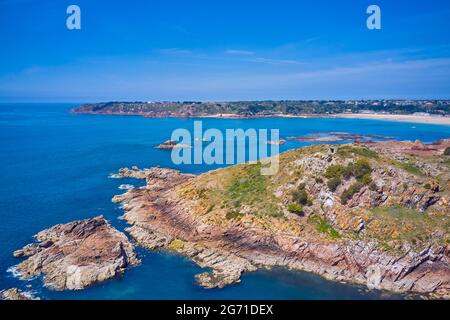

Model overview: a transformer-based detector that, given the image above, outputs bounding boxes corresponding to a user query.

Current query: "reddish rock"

[12,216,140,290]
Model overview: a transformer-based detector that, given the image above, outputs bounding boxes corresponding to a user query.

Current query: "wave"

[6,265,21,278]
[118,184,134,190]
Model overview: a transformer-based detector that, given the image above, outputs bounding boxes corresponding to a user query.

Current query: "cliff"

[112,139,450,298]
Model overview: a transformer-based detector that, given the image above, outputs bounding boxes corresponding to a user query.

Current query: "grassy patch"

[308,215,341,240]
[324,164,345,180]
[337,145,379,159]
[288,202,303,214]
[365,206,449,250]
[324,159,373,199]
[340,174,373,204]
[224,162,281,218]
[226,163,267,207]
[327,177,342,191]
[395,161,425,176]
[292,183,312,206]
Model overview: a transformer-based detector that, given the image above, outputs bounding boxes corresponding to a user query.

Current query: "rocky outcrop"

[364,138,450,157]
[0,288,38,300]
[12,216,140,290]
[288,132,394,143]
[155,140,191,150]
[111,141,450,298]
[110,166,151,179]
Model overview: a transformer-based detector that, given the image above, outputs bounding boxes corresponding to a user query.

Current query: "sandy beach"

[330,113,450,125]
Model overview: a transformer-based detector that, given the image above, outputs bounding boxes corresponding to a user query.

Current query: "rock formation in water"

[12,216,140,290]
[112,139,450,298]
[0,288,38,300]
[155,140,192,150]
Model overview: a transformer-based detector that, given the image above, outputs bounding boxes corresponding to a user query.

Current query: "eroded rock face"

[0,288,38,300]
[12,216,140,290]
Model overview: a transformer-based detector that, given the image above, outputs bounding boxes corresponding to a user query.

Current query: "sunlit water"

[1,103,449,300]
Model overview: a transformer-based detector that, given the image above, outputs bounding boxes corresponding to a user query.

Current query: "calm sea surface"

[1,103,449,300]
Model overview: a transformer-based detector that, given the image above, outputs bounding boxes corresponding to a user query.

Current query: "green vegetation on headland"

[394,161,425,177]
[365,206,450,250]
[307,215,342,240]
[224,162,283,218]
[182,140,450,254]
[74,100,450,117]
[323,159,373,203]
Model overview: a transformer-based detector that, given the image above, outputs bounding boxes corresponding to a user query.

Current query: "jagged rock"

[0,288,38,300]
[155,140,191,150]
[12,216,140,290]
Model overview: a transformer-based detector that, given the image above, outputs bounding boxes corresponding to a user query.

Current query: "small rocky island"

[155,140,191,150]
[12,216,140,290]
[111,139,450,298]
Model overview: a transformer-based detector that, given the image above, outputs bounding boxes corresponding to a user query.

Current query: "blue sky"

[1,0,450,102]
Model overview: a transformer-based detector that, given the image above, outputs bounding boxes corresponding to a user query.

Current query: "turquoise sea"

[1,103,449,300]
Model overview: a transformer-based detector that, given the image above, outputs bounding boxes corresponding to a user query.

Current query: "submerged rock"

[12,216,140,290]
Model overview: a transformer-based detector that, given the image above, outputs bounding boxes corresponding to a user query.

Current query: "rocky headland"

[112,139,450,298]
[12,216,140,290]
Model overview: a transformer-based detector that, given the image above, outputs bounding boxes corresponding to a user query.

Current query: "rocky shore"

[0,288,38,300]
[12,216,140,290]
[111,141,450,298]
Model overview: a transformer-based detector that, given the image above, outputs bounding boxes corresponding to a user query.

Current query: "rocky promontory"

[112,140,450,298]
[12,216,140,290]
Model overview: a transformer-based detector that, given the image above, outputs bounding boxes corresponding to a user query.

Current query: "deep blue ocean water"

[1,103,449,300]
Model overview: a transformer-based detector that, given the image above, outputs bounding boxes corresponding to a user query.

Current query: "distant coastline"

[72,100,450,125]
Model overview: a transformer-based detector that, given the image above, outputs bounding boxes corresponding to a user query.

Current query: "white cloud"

[249,57,302,65]
[225,49,255,55]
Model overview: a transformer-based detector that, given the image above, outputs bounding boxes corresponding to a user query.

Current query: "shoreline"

[328,113,450,125]
[72,110,450,125]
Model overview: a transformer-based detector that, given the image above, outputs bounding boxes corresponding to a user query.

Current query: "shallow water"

[1,103,448,300]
